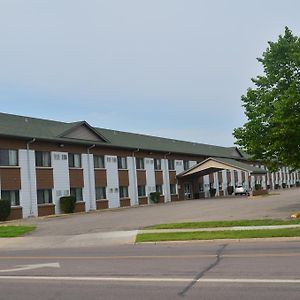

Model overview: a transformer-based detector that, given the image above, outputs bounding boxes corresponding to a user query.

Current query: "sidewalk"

[139,224,300,234]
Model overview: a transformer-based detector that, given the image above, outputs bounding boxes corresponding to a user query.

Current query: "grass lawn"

[136,228,300,243]
[145,219,300,230]
[0,226,36,237]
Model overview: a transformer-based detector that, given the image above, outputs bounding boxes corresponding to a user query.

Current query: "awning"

[177,157,267,178]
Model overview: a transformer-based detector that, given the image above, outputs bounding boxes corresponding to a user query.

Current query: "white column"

[105,155,120,208]
[237,171,242,186]
[145,158,156,197]
[51,152,70,214]
[82,154,96,211]
[175,160,184,175]
[19,149,38,217]
[128,156,138,206]
[162,158,170,202]
[222,170,227,192]
[203,175,210,197]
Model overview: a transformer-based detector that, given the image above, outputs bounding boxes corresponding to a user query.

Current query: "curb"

[135,236,300,245]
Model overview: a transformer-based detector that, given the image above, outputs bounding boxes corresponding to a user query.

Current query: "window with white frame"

[138,185,146,197]
[119,186,128,198]
[156,185,163,194]
[95,187,106,200]
[68,153,81,168]
[168,159,175,170]
[117,157,127,169]
[70,188,83,202]
[35,151,51,167]
[136,158,145,170]
[170,184,177,195]
[1,190,20,206]
[154,159,161,170]
[94,155,105,168]
[183,160,189,170]
[37,189,52,204]
[0,149,18,166]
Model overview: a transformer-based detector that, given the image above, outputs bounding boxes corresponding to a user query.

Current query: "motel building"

[0,112,299,220]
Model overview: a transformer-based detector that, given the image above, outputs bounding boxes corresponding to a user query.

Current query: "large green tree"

[233,27,300,171]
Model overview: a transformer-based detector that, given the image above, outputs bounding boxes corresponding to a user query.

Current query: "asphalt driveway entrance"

[13,188,300,237]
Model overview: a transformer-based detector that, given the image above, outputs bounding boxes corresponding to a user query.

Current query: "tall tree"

[233,27,300,171]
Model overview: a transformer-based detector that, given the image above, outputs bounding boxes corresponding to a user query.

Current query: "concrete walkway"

[139,224,300,234]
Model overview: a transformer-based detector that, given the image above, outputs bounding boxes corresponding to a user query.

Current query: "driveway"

[13,188,300,237]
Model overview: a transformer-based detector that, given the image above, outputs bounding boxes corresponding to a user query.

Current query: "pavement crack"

[178,243,228,297]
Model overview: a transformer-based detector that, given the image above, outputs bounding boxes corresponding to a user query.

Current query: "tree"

[233,27,300,171]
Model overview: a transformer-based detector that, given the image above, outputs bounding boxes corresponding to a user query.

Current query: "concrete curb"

[138,224,300,234]
[135,236,300,245]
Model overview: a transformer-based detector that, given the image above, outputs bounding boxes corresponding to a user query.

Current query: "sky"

[0,0,300,147]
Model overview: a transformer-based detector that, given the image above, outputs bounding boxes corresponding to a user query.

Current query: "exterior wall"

[128,156,138,206]
[82,154,96,211]
[105,155,120,208]
[162,158,171,202]
[145,158,156,198]
[19,149,38,217]
[52,151,70,214]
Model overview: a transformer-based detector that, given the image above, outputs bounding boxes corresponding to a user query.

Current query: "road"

[13,188,300,236]
[0,240,300,299]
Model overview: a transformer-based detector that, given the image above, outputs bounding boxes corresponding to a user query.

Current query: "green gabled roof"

[0,112,246,160]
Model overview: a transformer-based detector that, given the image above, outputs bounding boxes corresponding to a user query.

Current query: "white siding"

[145,158,156,197]
[162,158,170,202]
[82,154,96,211]
[51,151,70,214]
[19,149,38,217]
[128,156,138,206]
[175,160,184,175]
[105,155,120,208]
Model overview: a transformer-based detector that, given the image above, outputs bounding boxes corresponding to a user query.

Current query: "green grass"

[145,219,300,230]
[136,228,300,243]
[0,226,36,237]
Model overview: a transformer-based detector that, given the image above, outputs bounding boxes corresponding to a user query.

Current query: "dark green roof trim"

[0,112,248,160]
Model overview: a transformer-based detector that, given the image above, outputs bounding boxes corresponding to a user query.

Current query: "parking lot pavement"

[9,188,300,237]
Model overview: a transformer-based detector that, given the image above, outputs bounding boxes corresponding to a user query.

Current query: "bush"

[227,186,234,195]
[296,181,300,187]
[275,184,279,189]
[255,183,262,190]
[60,196,76,213]
[282,183,286,189]
[150,192,160,203]
[0,199,11,221]
[209,188,216,197]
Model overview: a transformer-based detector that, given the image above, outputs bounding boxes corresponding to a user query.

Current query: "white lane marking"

[0,263,60,273]
[0,276,299,284]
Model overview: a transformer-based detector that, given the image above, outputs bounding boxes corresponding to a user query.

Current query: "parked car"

[234,186,250,196]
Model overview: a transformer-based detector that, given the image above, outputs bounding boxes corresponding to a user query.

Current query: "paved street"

[0,240,300,299]
[12,188,300,237]
[1,188,300,299]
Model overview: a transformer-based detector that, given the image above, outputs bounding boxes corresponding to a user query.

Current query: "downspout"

[27,138,36,216]
[87,144,96,211]
[132,149,140,205]
[163,152,171,202]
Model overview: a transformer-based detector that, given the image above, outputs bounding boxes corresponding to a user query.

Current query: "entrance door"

[184,183,193,199]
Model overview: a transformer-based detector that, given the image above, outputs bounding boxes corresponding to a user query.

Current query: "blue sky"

[1,0,300,146]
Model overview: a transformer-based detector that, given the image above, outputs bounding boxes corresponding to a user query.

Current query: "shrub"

[255,183,262,190]
[150,192,160,203]
[275,184,279,189]
[282,183,286,189]
[296,181,300,187]
[0,199,11,221]
[227,186,234,195]
[60,196,76,213]
[209,188,216,197]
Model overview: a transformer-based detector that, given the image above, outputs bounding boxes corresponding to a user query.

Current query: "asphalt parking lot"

[13,188,300,237]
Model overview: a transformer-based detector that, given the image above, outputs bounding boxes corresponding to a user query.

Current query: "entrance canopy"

[177,157,267,178]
